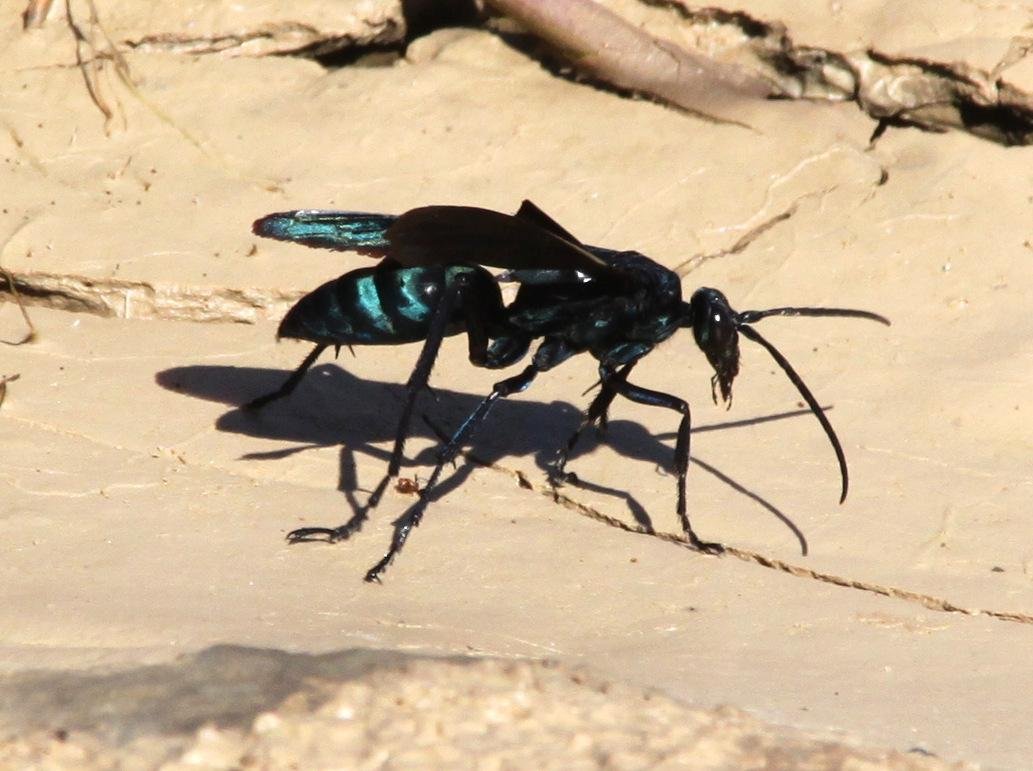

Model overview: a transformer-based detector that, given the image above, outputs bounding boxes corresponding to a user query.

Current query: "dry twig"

[22,0,55,28]
[0,373,20,410]
[484,0,773,124]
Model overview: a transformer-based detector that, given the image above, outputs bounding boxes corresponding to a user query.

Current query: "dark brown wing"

[514,199,583,244]
[384,205,620,280]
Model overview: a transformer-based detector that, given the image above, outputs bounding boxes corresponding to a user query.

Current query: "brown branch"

[484,0,774,123]
[22,0,55,28]
[0,374,20,410]
[0,269,38,346]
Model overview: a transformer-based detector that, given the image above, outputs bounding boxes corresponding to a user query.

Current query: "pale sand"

[1,1,1030,767]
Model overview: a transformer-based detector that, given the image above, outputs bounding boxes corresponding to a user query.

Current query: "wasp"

[247,200,889,581]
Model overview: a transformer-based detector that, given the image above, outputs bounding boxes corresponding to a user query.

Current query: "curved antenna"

[736,323,850,504]
[737,307,890,326]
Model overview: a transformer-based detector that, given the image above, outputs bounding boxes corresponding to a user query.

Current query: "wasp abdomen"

[278,264,499,346]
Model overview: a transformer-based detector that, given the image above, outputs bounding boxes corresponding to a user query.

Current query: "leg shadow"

[157,363,819,559]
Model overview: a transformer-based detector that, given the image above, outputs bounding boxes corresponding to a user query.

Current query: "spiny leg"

[287,445,382,544]
[245,343,328,410]
[365,361,545,583]
[604,364,723,554]
[287,275,513,547]
[384,270,515,479]
[287,474,392,544]
[383,278,524,483]
[550,362,636,486]
[386,276,467,479]
[285,275,465,545]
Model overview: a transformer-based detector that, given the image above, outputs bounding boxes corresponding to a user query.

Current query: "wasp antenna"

[737,307,890,326]
[737,323,849,504]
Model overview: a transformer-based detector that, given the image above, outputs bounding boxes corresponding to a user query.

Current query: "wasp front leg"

[600,362,723,555]
[548,362,636,488]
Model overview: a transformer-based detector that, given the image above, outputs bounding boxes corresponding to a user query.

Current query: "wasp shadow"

[157,362,584,468]
[156,362,811,551]
[547,409,822,553]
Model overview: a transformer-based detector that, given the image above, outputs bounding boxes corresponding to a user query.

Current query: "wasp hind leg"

[364,362,542,582]
[286,274,512,553]
[364,338,571,582]
[245,343,329,411]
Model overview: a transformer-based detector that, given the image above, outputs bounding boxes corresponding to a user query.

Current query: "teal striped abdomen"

[277,264,500,346]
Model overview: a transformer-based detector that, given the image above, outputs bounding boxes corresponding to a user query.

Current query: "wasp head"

[679,286,889,503]
[686,287,740,405]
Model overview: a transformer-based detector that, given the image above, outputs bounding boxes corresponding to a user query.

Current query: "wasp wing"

[385,205,623,282]
[253,204,626,282]
[514,199,582,244]
[252,210,396,257]
[505,200,598,284]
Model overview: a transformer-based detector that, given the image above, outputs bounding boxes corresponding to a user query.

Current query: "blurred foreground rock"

[0,647,964,769]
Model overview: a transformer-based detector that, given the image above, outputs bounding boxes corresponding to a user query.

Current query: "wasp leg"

[549,362,636,487]
[603,364,723,555]
[245,343,328,411]
[364,363,540,582]
[364,338,573,582]
[286,275,510,549]
[286,473,392,545]
[386,274,462,478]
[385,272,505,479]
[285,275,466,548]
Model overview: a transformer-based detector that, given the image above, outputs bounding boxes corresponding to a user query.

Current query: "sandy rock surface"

[2,1,1031,767]
[0,650,961,769]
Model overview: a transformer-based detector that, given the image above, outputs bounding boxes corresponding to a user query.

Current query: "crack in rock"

[125,26,400,60]
[433,424,1033,626]
[643,0,1033,145]
[537,468,1033,624]
[674,203,796,276]
[40,0,407,59]
[138,13,404,59]
[38,1,1033,142]
[1,271,301,323]
[125,27,324,56]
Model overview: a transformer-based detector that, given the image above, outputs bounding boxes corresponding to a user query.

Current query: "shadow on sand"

[156,361,814,554]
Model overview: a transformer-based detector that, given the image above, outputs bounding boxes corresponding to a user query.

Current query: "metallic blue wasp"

[248,201,889,581]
